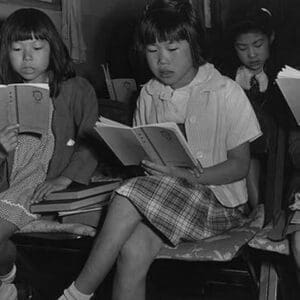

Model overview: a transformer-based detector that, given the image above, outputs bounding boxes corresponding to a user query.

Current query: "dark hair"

[135,0,205,67]
[228,7,274,44]
[0,8,75,97]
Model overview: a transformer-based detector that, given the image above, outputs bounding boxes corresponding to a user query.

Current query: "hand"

[31,176,72,204]
[0,124,19,157]
[289,193,300,211]
[141,160,203,183]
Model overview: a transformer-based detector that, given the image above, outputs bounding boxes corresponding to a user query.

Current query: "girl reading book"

[59,1,261,299]
[0,8,99,299]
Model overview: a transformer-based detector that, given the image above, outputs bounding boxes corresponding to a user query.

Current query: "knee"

[117,240,154,277]
[0,240,16,264]
[291,231,300,266]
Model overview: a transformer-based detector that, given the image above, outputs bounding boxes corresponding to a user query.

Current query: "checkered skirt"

[116,175,247,246]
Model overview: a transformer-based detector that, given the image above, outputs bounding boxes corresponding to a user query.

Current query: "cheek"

[261,46,270,60]
[8,53,20,69]
[146,55,157,71]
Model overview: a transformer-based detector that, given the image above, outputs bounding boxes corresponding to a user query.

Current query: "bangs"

[8,22,49,43]
[140,9,190,45]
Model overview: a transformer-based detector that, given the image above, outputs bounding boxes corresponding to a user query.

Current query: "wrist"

[59,176,72,186]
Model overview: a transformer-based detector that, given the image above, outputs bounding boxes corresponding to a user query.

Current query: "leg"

[246,158,260,209]
[74,194,143,295]
[0,219,18,300]
[0,218,17,276]
[113,222,163,300]
[291,231,300,285]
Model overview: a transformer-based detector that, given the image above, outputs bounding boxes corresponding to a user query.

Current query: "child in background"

[218,6,294,130]
[0,8,99,299]
[217,7,296,206]
[59,1,261,299]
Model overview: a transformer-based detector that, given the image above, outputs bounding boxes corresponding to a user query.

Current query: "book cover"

[45,179,121,200]
[0,83,50,135]
[59,204,108,227]
[290,210,300,224]
[95,116,197,168]
[276,65,300,125]
[30,190,112,213]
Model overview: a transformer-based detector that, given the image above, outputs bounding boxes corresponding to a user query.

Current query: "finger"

[4,124,19,134]
[32,184,50,203]
[196,159,204,173]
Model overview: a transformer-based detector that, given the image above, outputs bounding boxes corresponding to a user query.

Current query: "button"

[190,116,196,123]
[196,151,203,158]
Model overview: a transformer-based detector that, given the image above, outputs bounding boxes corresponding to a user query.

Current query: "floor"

[13,234,299,300]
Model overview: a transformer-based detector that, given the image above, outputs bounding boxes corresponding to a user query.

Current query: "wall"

[0,2,61,29]
[77,0,147,97]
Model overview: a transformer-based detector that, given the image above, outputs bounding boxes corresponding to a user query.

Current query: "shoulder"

[140,78,163,97]
[60,76,95,93]
[58,76,97,103]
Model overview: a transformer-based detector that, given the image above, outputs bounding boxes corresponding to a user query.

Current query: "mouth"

[21,67,35,74]
[159,70,174,78]
[248,61,262,68]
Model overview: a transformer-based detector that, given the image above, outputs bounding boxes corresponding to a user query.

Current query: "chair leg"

[259,261,279,300]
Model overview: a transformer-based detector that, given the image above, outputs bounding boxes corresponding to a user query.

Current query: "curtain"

[61,0,87,63]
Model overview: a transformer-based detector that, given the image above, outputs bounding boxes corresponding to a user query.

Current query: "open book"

[0,83,50,135]
[94,116,197,168]
[276,65,300,125]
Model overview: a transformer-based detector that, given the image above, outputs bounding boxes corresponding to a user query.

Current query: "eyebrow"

[235,37,265,46]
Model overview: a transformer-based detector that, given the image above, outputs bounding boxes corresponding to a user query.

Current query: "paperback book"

[0,83,50,135]
[276,65,300,125]
[94,116,198,168]
[44,180,121,200]
[30,180,121,213]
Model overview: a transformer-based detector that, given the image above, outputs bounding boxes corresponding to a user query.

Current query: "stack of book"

[30,179,121,228]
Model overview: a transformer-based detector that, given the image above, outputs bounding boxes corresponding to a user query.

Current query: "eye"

[254,41,264,48]
[146,46,157,53]
[11,43,22,51]
[236,45,247,51]
[11,47,21,52]
[168,47,178,52]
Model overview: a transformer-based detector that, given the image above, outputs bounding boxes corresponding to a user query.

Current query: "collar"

[235,66,268,92]
[145,63,226,101]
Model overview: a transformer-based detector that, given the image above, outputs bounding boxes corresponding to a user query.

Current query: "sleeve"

[225,81,262,150]
[61,78,99,184]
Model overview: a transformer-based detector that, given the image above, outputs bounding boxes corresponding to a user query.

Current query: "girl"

[0,8,99,299]
[59,1,261,299]
[218,7,295,136]
[217,7,296,206]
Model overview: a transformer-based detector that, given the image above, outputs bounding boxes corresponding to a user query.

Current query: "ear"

[270,31,275,44]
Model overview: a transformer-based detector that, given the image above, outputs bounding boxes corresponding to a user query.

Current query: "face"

[234,31,273,74]
[9,37,50,83]
[145,40,197,89]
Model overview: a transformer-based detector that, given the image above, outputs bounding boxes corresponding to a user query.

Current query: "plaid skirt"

[116,175,248,246]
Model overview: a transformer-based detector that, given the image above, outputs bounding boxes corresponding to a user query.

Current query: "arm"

[60,80,99,183]
[141,141,250,185]
[32,78,99,202]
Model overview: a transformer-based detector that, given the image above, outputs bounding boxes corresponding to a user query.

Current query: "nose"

[23,48,33,61]
[158,49,169,65]
[247,47,257,58]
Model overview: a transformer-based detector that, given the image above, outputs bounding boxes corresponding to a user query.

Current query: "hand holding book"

[95,116,198,168]
[0,124,19,159]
